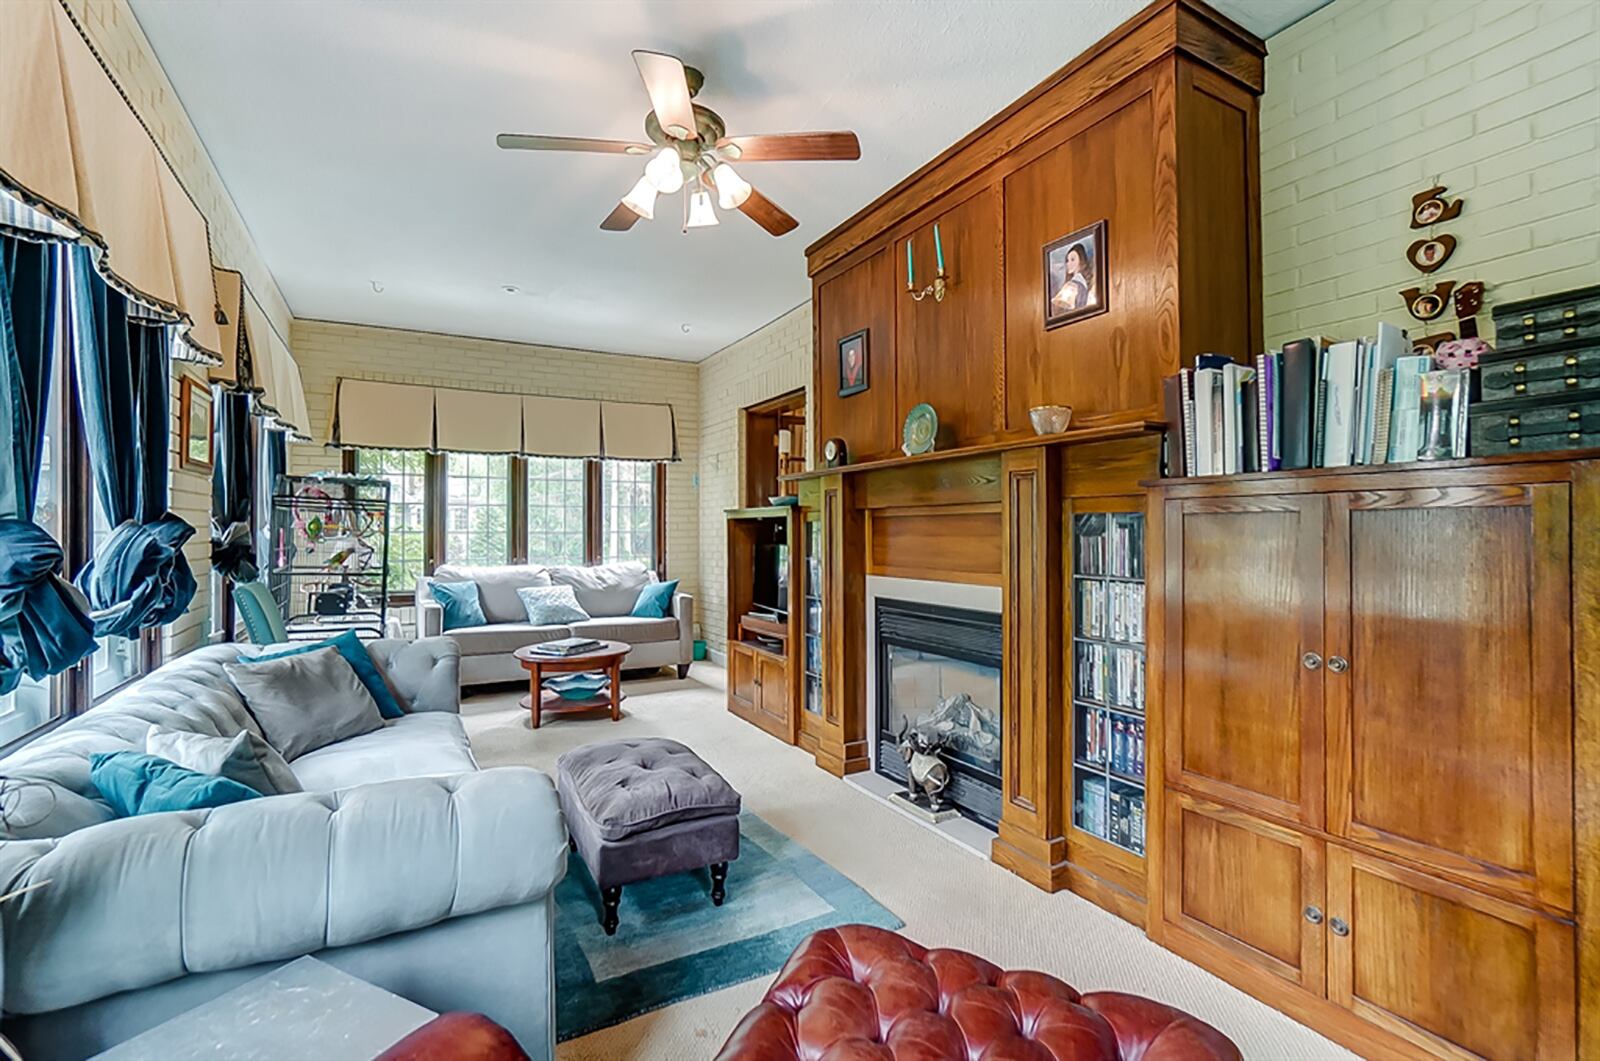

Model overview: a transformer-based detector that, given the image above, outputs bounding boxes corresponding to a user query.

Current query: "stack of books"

[530,637,603,657]
[1163,321,1470,477]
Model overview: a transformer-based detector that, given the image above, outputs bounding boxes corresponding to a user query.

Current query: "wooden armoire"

[1148,455,1598,1059]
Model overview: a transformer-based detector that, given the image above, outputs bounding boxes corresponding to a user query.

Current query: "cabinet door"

[758,652,789,728]
[1327,485,1573,910]
[729,645,758,710]
[1326,847,1576,1060]
[1162,792,1326,995]
[1164,496,1326,826]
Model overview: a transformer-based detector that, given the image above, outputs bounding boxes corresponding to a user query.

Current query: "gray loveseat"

[417,560,694,687]
[0,639,567,1060]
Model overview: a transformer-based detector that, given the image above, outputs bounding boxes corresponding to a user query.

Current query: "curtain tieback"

[0,519,97,694]
[209,519,259,583]
[74,513,198,639]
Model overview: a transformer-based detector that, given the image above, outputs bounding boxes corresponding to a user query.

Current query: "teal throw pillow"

[631,579,679,619]
[429,580,486,631]
[249,629,404,719]
[518,584,590,626]
[90,751,262,817]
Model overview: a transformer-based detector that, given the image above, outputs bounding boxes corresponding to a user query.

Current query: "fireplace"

[874,598,1003,829]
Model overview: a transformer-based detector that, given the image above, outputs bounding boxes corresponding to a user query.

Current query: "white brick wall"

[695,303,814,656]
[288,320,702,634]
[1262,0,1600,346]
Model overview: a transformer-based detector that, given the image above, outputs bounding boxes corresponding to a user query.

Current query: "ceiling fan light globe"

[713,163,752,210]
[645,148,685,194]
[686,189,719,229]
[621,176,658,221]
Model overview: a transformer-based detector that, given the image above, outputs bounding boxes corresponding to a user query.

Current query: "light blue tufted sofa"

[0,639,567,1060]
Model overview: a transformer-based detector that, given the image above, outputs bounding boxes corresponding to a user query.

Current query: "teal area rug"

[554,812,902,1042]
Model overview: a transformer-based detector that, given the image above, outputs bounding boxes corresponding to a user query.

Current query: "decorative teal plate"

[902,403,938,455]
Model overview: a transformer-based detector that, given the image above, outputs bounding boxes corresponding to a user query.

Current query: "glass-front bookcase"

[1070,511,1147,856]
[802,514,823,719]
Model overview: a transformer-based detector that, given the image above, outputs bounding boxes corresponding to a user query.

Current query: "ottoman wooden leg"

[710,862,729,906]
[601,886,622,935]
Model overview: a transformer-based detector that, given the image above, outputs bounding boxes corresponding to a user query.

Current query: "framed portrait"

[1043,219,1108,330]
[179,375,213,470]
[837,329,869,397]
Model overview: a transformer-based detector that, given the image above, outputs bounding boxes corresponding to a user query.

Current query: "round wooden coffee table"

[513,640,631,729]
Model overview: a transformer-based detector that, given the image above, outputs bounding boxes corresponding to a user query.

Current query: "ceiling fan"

[496,50,860,237]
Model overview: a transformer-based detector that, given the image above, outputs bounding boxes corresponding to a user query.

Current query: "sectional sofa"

[417,560,694,686]
[0,638,567,1060]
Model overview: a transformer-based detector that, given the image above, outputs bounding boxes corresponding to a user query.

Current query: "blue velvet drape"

[210,390,257,582]
[68,246,197,638]
[0,236,96,694]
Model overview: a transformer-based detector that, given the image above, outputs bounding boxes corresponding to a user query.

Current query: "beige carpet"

[462,665,1351,1061]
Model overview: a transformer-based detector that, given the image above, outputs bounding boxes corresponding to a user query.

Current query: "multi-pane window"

[527,457,585,565]
[600,460,656,566]
[444,452,510,565]
[90,499,142,699]
[355,448,427,593]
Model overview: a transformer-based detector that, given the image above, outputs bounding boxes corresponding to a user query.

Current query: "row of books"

[1074,641,1145,709]
[1081,708,1147,778]
[1076,579,1146,643]
[1079,777,1145,854]
[1164,322,1470,477]
[1073,514,1144,579]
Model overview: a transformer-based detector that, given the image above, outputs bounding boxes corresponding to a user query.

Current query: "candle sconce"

[905,223,948,303]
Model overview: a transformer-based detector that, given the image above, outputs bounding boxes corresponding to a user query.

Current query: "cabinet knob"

[1327,655,1349,673]
[1330,917,1351,937]
[1303,905,1324,925]
[1302,652,1322,671]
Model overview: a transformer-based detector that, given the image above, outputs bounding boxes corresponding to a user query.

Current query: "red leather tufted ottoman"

[715,925,1241,1061]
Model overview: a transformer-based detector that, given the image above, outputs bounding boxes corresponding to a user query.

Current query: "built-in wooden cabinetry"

[1148,455,1597,1060]
[724,508,802,744]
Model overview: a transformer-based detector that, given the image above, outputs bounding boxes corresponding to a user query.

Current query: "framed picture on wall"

[837,329,869,397]
[1043,219,1108,330]
[179,375,213,470]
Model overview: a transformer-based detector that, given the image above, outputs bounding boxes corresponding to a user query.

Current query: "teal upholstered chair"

[233,580,288,644]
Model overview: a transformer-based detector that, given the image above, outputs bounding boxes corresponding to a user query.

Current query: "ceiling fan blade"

[600,202,641,231]
[632,50,697,140]
[716,132,861,162]
[738,186,799,237]
[497,134,652,155]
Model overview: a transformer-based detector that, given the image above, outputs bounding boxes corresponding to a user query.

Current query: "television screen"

[754,543,789,616]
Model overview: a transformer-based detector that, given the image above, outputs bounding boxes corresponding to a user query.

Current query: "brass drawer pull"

[1564,308,1577,318]
[1525,333,1537,342]
[1523,315,1536,326]
[1566,356,1579,366]
[1515,383,1527,393]
[1571,411,1583,421]
[1567,377,1579,386]
[1564,326,1578,336]
[1571,432,1583,441]
[1510,437,1522,446]
[1510,416,1521,426]
[1514,363,1527,373]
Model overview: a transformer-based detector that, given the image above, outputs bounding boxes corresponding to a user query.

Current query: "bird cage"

[265,473,391,640]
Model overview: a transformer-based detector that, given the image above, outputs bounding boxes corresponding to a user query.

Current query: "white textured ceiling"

[130,0,1325,361]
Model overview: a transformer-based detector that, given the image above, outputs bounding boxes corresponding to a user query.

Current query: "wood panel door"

[729,643,758,713]
[1326,847,1576,1060]
[758,651,789,733]
[1326,485,1574,911]
[896,187,1003,447]
[1162,792,1326,994]
[1164,495,1326,826]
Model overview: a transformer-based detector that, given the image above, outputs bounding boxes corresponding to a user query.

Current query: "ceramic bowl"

[1029,405,1073,435]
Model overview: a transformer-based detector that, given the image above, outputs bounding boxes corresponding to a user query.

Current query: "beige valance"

[601,401,678,461]
[238,285,310,441]
[210,268,244,386]
[522,395,602,458]
[329,379,675,461]
[436,388,523,454]
[0,0,222,363]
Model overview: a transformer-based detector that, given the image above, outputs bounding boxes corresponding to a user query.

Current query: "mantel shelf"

[781,420,1165,482]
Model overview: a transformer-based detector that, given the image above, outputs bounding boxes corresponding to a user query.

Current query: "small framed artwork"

[837,329,869,397]
[1043,219,1108,330]
[179,375,213,470]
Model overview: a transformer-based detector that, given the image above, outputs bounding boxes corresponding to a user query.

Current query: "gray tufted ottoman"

[555,738,741,935]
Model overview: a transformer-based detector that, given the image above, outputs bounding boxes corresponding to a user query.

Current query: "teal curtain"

[0,236,96,693]
[69,246,197,638]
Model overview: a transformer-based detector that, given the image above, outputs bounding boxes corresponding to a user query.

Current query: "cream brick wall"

[288,320,701,634]
[695,303,814,658]
[59,0,294,658]
[1261,0,1600,347]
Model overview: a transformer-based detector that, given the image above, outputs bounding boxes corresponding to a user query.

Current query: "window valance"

[0,0,223,364]
[330,380,677,461]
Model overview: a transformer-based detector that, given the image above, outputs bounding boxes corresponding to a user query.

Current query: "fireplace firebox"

[874,598,1003,829]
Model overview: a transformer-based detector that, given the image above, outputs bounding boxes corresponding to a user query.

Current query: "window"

[527,457,585,565]
[355,448,428,593]
[599,460,656,566]
[444,452,510,565]
[90,498,142,699]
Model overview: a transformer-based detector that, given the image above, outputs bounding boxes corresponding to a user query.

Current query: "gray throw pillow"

[223,646,385,761]
[518,584,590,626]
[145,725,302,796]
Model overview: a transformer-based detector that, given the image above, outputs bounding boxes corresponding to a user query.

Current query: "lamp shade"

[644,147,684,194]
[621,176,657,220]
[686,189,718,228]
[713,163,752,210]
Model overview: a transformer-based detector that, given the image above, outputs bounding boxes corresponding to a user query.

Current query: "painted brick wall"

[61,0,295,658]
[1261,0,1600,347]
[289,320,702,634]
[695,303,813,658]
